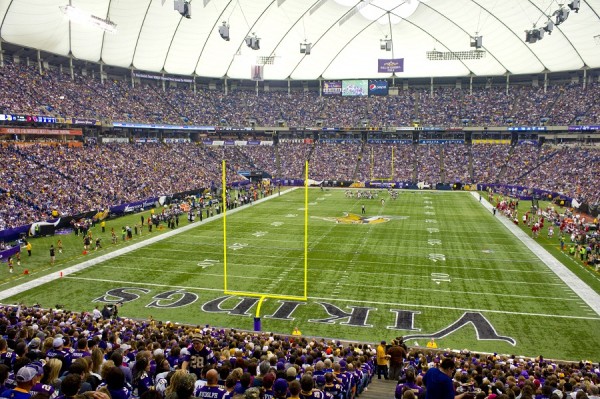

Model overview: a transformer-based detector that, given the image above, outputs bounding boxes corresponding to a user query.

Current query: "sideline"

[0,188,297,302]
[473,192,600,316]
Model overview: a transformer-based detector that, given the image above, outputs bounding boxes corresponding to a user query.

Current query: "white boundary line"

[0,188,298,302]
[474,192,600,316]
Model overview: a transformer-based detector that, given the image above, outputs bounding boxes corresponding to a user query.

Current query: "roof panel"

[69,0,109,62]
[1,0,69,56]
[98,0,149,68]
[1,0,600,79]
[132,0,182,72]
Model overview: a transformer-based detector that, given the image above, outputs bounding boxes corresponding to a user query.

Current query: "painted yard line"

[93,263,568,289]
[0,188,298,302]
[474,192,600,316]
[102,251,556,276]
[157,239,538,258]
[63,276,600,321]
[142,244,543,264]
[95,252,558,277]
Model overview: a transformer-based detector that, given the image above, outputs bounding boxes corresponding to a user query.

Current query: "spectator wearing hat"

[27,339,42,360]
[181,336,214,379]
[1,366,37,399]
[195,369,226,399]
[272,378,289,399]
[46,338,70,376]
[424,358,469,399]
[376,341,389,380]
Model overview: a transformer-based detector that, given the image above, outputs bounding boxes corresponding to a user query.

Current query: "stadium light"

[470,35,482,49]
[245,34,260,50]
[525,28,544,44]
[218,21,230,41]
[553,7,569,25]
[568,0,580,13]
[59,5,117,33]
[380,36,392,51]
[174,0,191,19]
[300,42,312,55]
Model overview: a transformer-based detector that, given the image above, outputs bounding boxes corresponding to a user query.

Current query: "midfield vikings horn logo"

[312,213,391,224]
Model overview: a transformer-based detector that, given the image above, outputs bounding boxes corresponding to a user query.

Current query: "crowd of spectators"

[1,141,600,231]
[0,304,599,399]
[3,59,600,127]
[2,58,600,230]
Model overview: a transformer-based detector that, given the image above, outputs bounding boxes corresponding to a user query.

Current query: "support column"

[37,50,42,75]
[430,77,433,97]
[70,57,74,81]
[469,75,473,96]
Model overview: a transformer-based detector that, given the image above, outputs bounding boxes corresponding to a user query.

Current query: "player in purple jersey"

[196,370,227,399]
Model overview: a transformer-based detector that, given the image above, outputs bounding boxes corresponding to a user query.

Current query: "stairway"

[361,378,397,399]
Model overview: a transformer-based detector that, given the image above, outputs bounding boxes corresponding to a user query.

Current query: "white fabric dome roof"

[0,0,598,80]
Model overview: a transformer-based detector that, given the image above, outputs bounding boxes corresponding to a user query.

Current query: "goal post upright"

[304,160,308,300]
[221,159,309,331]
[222,160,228,292]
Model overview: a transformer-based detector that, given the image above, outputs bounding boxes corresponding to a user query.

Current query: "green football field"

[3,188,600,361]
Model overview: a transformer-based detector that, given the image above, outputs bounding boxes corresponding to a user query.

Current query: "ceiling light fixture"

[60,5,117,33]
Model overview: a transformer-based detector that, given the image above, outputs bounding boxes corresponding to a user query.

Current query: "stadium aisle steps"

[361,378,396,399]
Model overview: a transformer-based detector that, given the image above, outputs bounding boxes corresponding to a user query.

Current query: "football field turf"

[4,188,600,361]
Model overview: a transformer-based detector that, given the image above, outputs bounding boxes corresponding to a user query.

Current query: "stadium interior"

[0,0,600,398]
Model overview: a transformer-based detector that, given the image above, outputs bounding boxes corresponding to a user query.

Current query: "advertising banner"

[323,81,342,95]
[378,58,404,73]
[368,80,389,96]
